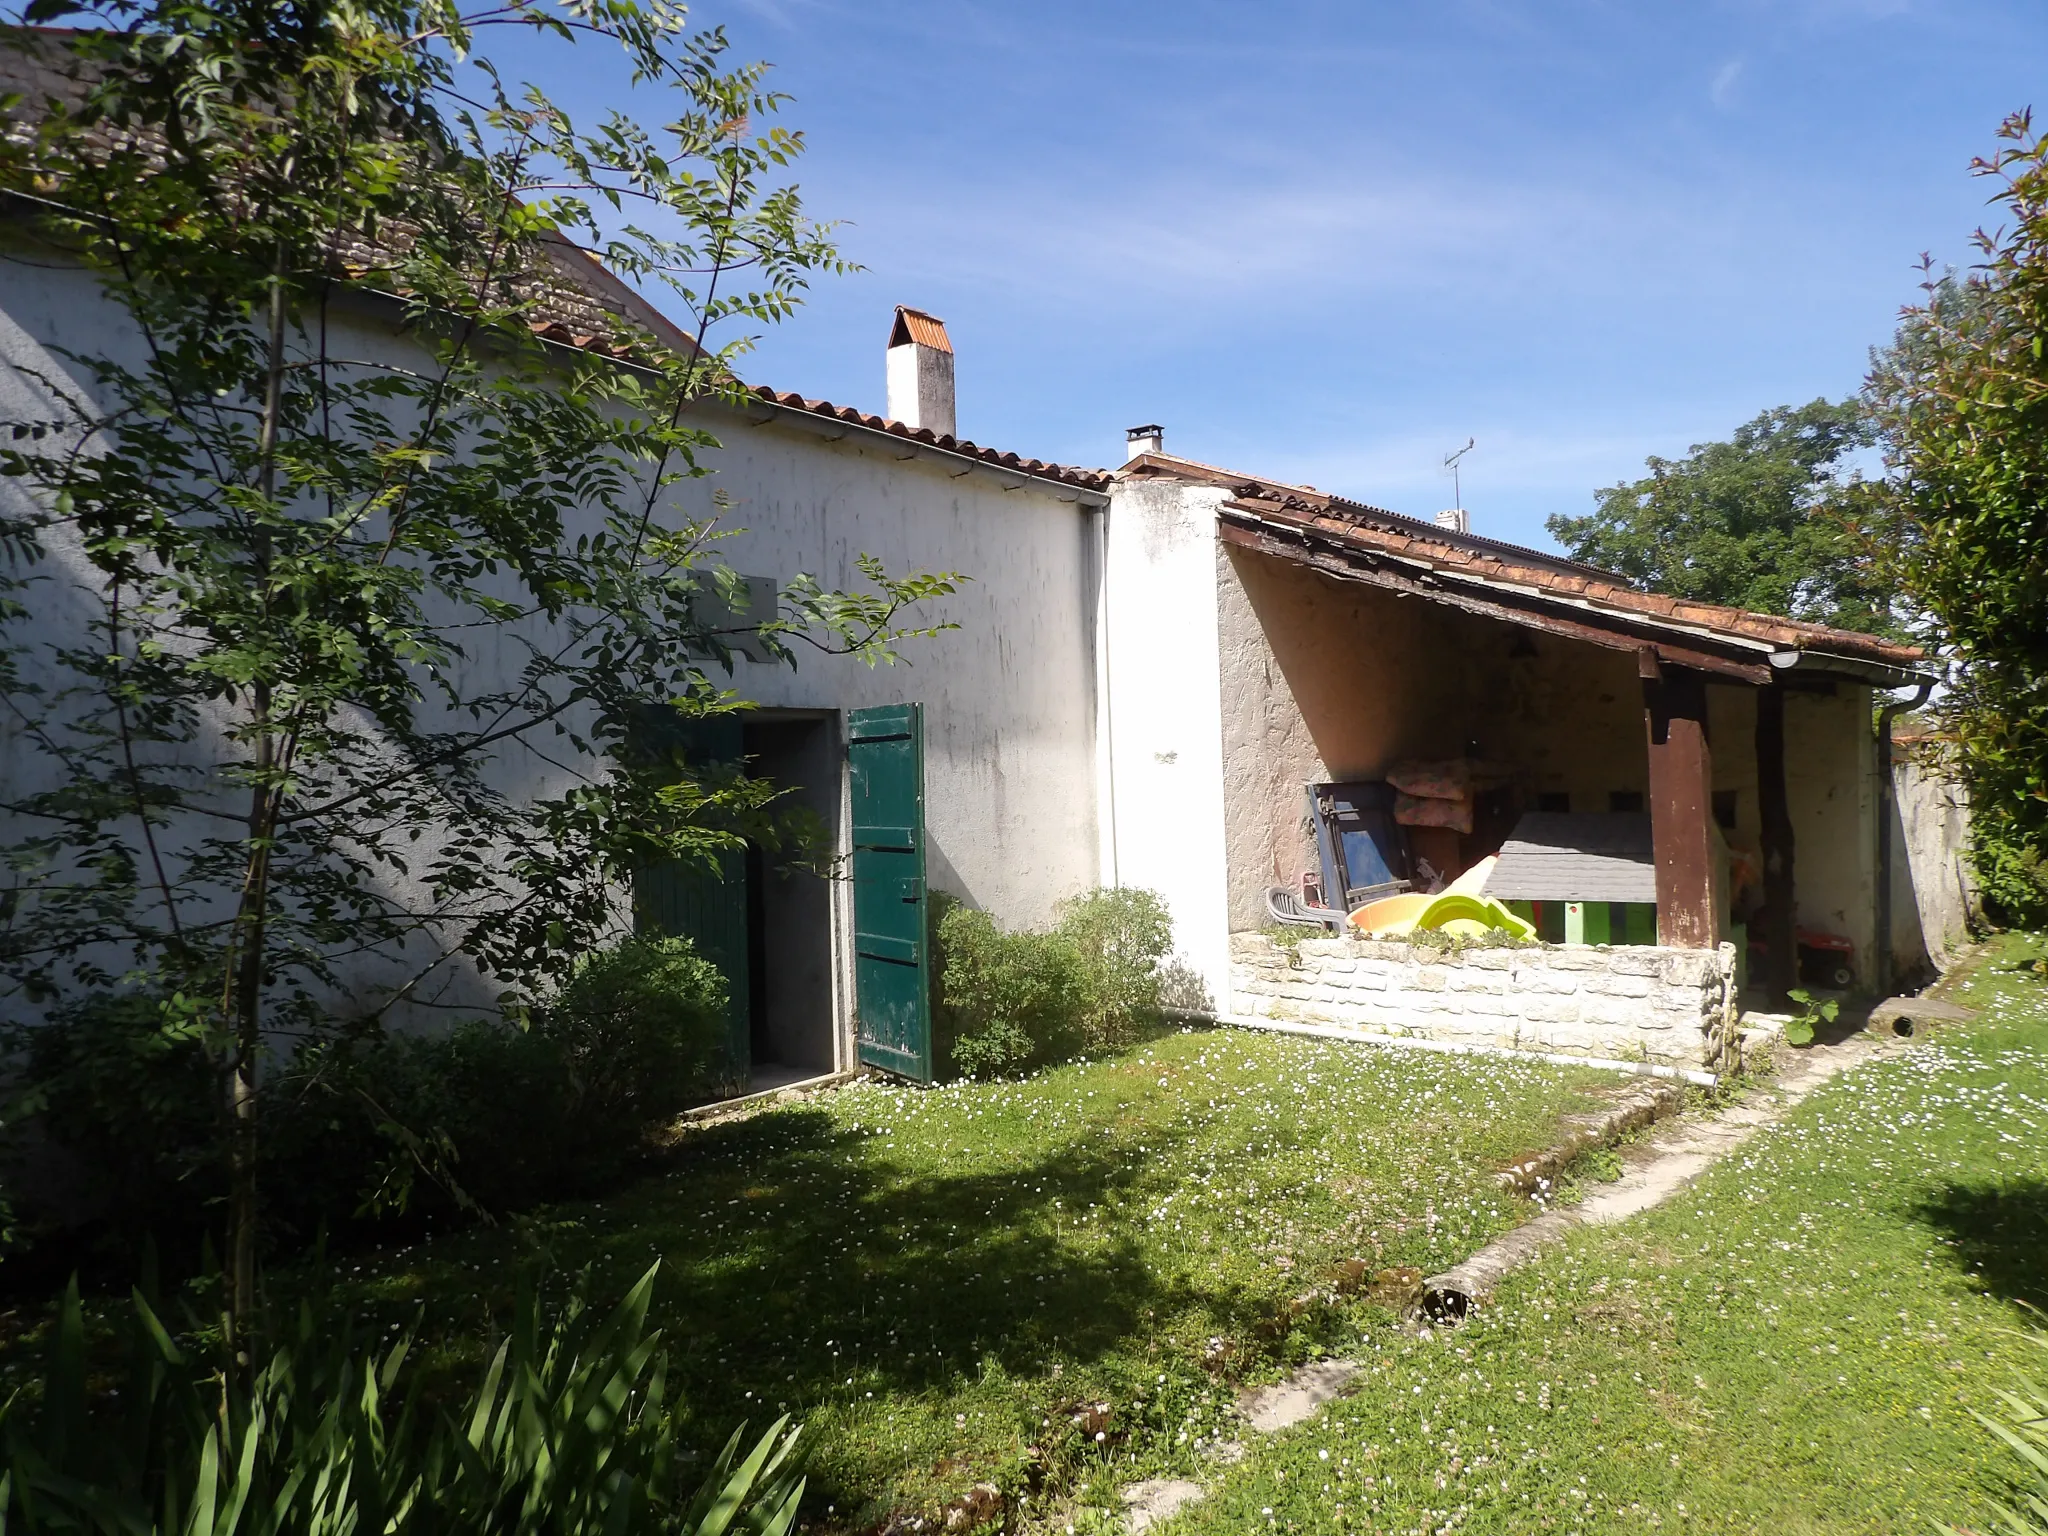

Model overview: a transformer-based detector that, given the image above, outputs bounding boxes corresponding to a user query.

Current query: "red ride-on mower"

[1746,928,1858,991]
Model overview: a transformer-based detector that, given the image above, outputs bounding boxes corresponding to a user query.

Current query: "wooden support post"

[1754,682,1797,1005]
[1642,654,1717,949]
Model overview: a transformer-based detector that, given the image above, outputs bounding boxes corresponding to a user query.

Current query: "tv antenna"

[1443,438,1475,511]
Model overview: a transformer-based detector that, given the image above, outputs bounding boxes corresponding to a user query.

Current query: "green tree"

[1547,399,1902,636]
[1864,111,2048,926]
[0,0,955,1333]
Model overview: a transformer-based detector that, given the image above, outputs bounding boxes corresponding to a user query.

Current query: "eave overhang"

[1219,499,1934,692]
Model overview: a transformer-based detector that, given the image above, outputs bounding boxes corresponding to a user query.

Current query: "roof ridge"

[744,385,1112,493]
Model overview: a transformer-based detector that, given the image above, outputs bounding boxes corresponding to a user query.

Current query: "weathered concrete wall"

[1783,685,1878,984]
[1098,476,1233,1006]
[1214,546,1325,929]
[1229,932,1738,1070]
[1215,545,1467,931]
[0,251,1107,1035]
[1890,738,1974,972]
[1454,619,1649,812]
[1212,547,1657,931]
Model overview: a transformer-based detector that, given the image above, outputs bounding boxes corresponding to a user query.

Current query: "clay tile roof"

[1123,452,1925,676]
[888,305,953,354]
[1227,482,1924,672]
[738,385,1112,493]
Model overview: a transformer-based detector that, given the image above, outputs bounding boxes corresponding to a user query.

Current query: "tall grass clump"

[0,1265,802,1535]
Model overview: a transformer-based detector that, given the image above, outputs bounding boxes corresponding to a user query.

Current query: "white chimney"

[1125,423,1164,461]
[886,306,955,438]
[1435,508,1470,534]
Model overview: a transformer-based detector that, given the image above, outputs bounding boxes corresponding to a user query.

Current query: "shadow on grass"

[475,1098,1268,1468]
[1912,1178,2048,1310]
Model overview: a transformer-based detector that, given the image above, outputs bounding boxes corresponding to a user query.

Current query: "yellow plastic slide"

[1347,856,1533,939]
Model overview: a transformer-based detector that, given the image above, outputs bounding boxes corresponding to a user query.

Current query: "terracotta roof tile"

[737,385,1110,493]
[1218,480,1923,670]
[889,305,953,354]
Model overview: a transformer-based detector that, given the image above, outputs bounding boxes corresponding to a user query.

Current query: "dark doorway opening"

[741,714,839,1087]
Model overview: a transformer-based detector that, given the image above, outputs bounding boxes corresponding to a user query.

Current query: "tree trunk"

[223,247,291,1349]
[225,807,269,1352]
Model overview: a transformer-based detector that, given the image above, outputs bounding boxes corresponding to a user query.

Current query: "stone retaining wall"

[1229,933,1739,1070]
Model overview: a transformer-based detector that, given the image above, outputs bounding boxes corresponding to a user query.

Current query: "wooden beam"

[1644,669,1718,949]
[1754,683,1798,1004]
[1218,515,1773,684]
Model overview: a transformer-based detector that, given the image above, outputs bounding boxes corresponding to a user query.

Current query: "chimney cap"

[889,305,952,354]
[1126,423,1163,441]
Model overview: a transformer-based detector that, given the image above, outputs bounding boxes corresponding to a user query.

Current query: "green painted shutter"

[848,704,931,1083]
[630,711,750,1095]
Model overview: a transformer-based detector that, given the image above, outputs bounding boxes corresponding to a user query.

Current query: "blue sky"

[528,0,2044,553]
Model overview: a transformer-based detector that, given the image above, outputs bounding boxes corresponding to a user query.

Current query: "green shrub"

[544,933,732,1124]
[935,905,1089,1078]
[0,991,225,1268]
[1971,821,2048,931]
[6,937,730,1262]
[934,887,1177,1078]
[1055,886,1174,1050]
[0,1266,804,1536]
[271,936,727,1224]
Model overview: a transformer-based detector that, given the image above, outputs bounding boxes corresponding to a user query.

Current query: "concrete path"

[1421,1024,1905,1316]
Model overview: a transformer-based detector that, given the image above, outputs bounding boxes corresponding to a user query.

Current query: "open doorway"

[741,713,840,1089]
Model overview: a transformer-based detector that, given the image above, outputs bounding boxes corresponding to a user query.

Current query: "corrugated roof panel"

[1482,812,1658,904]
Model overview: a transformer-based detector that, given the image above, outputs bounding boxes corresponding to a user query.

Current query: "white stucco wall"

[1891,739,1974,972]
[1098,475,1232,1008]
[1783,686,1878,986]
[674,396,1104,927]
[0,247,1105,1035]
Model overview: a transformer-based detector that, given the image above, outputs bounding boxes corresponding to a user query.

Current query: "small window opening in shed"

[1609,789,1644,813]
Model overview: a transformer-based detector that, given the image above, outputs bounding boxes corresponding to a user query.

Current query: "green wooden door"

[631,711,750,1095]
[848,704,931,1082]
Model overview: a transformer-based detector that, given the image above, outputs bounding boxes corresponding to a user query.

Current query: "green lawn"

[330,1026,1612,1528]
[1171,935,2048,1536]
